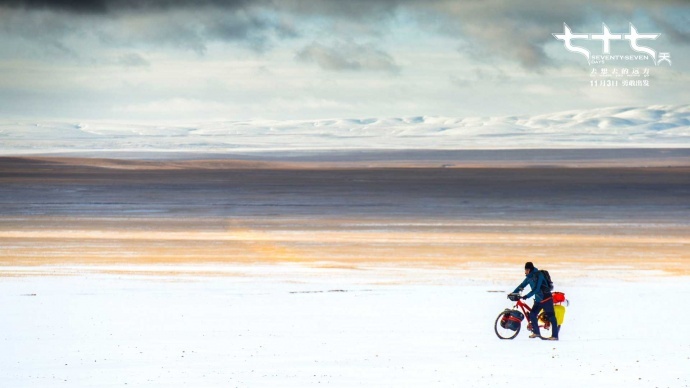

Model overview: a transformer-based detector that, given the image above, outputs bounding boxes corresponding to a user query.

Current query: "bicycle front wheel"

[494,311,520,340]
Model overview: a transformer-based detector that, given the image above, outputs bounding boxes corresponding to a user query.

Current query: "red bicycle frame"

[512,298,552,332]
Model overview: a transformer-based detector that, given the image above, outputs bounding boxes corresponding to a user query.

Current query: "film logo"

[553,23,671,66]
[554,23,671,87]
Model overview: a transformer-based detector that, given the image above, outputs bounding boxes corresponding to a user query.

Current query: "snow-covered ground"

[2,266,688,387]
[1,105,689,155]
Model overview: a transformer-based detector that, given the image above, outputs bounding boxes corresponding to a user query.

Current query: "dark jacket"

[513,267,549,302]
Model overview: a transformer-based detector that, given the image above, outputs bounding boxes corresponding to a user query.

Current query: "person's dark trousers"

[529,297,559,338]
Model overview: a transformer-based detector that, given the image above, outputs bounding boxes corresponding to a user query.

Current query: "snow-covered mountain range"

[1,105,688,155]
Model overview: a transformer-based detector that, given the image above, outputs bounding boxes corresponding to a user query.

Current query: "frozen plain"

[1,267,689,388]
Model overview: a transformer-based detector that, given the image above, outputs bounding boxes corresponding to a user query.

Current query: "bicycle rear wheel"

[536,312,554,338]
[494,311,520,340]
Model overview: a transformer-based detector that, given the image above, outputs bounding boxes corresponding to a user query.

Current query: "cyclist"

[512,262,559,341]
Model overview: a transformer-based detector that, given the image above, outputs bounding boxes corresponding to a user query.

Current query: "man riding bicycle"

[513,262,559,341]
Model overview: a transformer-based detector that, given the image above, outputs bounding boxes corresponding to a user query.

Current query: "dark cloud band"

[0,0,680,14]
[0,0,255,13]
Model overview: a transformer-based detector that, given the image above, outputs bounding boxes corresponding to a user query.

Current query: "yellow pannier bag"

[554,305,566,325]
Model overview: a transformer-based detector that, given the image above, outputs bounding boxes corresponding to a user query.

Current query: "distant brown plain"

[1,154,689,276]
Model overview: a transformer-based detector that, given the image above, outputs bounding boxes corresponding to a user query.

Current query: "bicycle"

[494,292,563,340]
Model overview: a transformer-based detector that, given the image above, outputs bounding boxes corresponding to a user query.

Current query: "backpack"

[531,269,554,294]
[539,270,554,293]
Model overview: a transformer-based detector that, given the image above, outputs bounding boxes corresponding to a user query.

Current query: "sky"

[0,0,688,121]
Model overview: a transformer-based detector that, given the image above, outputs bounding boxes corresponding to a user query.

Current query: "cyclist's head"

[524,261,534,274]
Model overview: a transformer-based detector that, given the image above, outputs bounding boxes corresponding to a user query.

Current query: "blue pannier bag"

[500,309,524,331]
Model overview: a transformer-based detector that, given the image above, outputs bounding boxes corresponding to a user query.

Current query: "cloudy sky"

[0,0,688,121]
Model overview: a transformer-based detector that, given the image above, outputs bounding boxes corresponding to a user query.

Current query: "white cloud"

[118,53,150,67]
[113,98,228,116]
[296,41,400,73]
